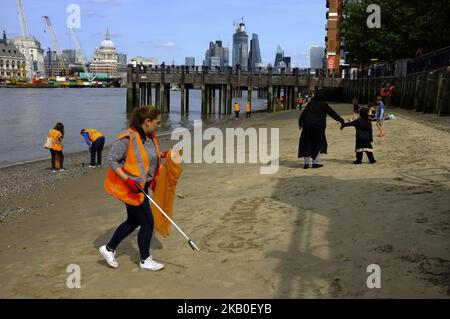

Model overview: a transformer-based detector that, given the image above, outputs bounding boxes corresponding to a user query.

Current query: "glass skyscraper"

[249,33,262,71]
[232,21,249,71]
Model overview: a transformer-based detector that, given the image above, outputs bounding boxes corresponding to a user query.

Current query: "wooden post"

[134,80,140,108]
[218,85,222,115]
[155,83,160,109]
[439,70,450,116]
[126,66,134,113]
[186,86,190,114]
[166,83,171,113]
[212,85,216,114]
[201,85,206,114]
[181,66,185,114]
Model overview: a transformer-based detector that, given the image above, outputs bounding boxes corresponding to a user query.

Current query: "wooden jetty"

[126,65,345,113]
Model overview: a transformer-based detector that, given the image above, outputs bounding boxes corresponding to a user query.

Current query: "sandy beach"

[1,104,450,298]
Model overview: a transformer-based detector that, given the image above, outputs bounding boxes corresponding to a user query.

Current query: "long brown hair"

[129,106,161,138]
[54,122,64,137]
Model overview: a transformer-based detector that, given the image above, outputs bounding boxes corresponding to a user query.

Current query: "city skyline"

[0,0,327,68]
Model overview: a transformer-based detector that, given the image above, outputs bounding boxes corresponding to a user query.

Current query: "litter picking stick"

[136,184,199,251]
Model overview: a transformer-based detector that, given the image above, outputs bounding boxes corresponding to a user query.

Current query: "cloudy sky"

[1,0,327,67]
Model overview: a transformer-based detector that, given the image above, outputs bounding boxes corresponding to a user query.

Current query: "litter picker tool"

[136,184,199,251]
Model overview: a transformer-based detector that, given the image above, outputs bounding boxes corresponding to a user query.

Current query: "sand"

[0,104,450,298]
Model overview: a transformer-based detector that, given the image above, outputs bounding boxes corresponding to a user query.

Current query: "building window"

[6,60,9,68]
[0,59,3,67]
[12,61,15,68]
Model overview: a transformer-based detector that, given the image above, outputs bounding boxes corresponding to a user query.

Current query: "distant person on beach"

[380,84,387,104]
[375,96,386,137]
[245,102,251,118]
[298,90,345,169]
[80,129,105,168]
[234,102,240,119]
[48,122,65,172]
[352,98,361,119]
[100,106,166,271]
[386,83,395,108]
[368,103,377,121]
[341,107,377,165]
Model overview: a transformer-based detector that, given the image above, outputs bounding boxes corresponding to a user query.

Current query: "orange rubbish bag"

[151,148,183,238]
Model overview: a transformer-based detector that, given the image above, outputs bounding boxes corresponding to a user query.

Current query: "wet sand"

[1,104,450,298]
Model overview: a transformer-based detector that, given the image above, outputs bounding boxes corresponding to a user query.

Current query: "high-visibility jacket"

[380,88,387,97]
[245,103,251,113]
[48,129,63,151]
[388,86,395,96]
[151,149,183,237]
[234,103,240,112]
[84,129,103,142]
[104,128,162,206]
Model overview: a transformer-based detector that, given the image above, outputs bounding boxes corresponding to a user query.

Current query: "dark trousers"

[90,136,105,166]
[356,151,376,163]
[50,149,64,169]
[246,112,251,118]
[107,197,154,260]
[235,111,239,118]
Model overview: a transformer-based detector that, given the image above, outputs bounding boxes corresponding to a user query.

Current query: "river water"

[0,87,268,167]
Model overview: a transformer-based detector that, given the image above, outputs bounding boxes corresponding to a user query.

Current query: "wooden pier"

[126,65,344,113]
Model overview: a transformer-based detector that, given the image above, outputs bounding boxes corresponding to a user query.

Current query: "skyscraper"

[274,45,284,69]
[310,46,324,69]
[232,20,249,71]
[185,57,195,67]
[249,33,262,71]
[282,56,291,72]
[204,40,229,69]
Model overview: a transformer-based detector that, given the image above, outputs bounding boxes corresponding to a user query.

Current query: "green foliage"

[341,0,450,65]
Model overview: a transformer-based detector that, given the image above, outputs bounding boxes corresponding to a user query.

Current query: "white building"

[13,35,45,78]
[0,31,27,79]
[89,29,118,76]
[132,56,158,67]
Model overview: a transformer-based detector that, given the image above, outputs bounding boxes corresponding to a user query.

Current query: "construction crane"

[42,16,66,75]
[16,0,33,80]
[68,27,95,82]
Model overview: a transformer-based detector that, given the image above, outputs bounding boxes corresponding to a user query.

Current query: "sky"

[1,0,327,68]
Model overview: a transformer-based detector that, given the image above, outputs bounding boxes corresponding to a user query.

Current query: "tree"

[341,0,450,65]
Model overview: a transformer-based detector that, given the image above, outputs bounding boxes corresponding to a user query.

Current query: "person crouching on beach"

[100,106,166,271]
[80,128,105,168]
[341,107,376,165]
[48,122,65,172]
[375,96,386,137]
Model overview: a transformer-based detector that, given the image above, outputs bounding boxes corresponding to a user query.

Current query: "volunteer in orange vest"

[48,122,65,172]
[386,82,395,108]
[380,84,387,104]
[80,128,105,168]
[234,101,240,119]
[245,102,251,118]
[100,106,166,271]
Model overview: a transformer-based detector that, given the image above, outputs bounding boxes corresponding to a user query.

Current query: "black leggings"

[50,149,64,169]
[107,197,154,260]
[356,151,376,163]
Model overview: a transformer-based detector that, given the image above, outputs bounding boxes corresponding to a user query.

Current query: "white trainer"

[139,256,165,271]
[99,245,118,268]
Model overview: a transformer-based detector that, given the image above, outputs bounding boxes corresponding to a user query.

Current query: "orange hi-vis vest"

[245,103,251,113]
[48,129,63,151]
[380,87,387,97]
[104,128,162,206]
[84,129,103,142]
[234,103,240,112]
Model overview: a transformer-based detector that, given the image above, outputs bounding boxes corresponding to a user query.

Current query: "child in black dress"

[341,107,377,164]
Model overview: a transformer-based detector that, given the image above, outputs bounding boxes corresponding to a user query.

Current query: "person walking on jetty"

[47,122,65,172]
[234,101,240,119]
[375,96,386,137]
[298,91,345,169]
[100,106,166,271]
[80,128,105,168]
[341,107,377,165]
[245,101,251,118]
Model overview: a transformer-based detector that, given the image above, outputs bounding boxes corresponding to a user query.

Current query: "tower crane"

[42,16,66,75]
[16,0,33,80]
[68,27,95,82]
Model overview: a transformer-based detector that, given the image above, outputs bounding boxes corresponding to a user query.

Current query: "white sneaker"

[99,245,118,268]
[139,256,165,271]
[89,165,96,168]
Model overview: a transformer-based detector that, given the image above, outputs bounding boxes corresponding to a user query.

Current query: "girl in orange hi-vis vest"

[48,122,65,172]
[101,107,167,271]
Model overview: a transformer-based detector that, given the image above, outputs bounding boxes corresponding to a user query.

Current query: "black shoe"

[369,160,377,164]
[312,164,323,169]
[303,164,309,169]
[353,161,362,164]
